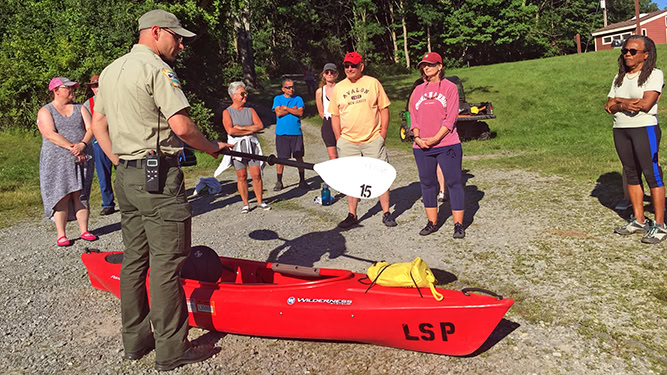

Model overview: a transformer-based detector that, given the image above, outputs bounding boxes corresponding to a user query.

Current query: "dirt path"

[0,118,664,374]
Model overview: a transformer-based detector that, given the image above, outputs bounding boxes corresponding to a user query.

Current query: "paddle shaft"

[219,149,315,170]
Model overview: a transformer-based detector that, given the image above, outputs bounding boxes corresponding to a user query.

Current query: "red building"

[591,10,667,51]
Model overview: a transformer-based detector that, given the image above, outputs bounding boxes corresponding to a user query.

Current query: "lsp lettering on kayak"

[402,322,456,341]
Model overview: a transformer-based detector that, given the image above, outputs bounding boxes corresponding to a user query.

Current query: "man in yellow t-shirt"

[329,52,396,228]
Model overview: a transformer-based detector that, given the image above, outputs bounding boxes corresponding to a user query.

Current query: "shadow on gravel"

[250,229,365,267]
[357,181,422,224]
[430,268,458,285]
[590,171,651,219]
[187,179,242,216]
[192,330,228,346]
[268,176,324,203]
[462,318,520,357]
[92,222,122,237]
[436,170,484,230]
[188,173,325,218]
[253,228,345,267]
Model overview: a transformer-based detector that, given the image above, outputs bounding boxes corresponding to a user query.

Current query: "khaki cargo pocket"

[163,167,184,197]
[158,202,192,256]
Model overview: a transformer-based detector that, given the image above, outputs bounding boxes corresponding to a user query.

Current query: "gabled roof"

[591,10,667,36]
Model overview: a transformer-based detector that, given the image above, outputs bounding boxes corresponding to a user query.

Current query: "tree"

[413,0,441,56]
[440,0,539,66]
[232,0,259,89]
[606,0,659,24]
[530,0,604,56]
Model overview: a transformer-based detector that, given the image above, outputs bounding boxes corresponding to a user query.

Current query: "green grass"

[302,47,667,184]
[0,130,43,227]
[436,47,667,182]
[5,46,667,227]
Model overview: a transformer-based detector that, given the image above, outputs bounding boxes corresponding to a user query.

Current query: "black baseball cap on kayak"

[180,246,222,283]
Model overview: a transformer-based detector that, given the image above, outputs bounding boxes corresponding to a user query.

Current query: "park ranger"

[91,9,229,372]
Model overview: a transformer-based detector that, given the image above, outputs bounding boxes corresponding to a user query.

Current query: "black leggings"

[613,126,664,188]
[413,144,464,210]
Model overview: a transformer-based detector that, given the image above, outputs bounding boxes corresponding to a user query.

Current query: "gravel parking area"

[0,120,664,374]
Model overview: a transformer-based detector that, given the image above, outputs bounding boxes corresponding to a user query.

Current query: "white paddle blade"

[314,156,396,199]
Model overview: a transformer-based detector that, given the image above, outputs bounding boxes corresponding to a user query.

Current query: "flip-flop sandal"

[80,232,98,241]
[57,236,71,247]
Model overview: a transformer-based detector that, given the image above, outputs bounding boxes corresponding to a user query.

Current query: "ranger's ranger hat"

[138,9,196,38]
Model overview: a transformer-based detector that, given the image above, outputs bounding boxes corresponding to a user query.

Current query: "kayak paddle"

[215,149,396,199]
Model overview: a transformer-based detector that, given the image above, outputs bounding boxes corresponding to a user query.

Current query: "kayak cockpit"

[179,246,353,288]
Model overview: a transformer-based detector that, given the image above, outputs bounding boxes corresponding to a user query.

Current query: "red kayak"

[81,247,513,356]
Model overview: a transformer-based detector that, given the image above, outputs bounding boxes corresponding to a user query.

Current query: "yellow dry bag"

[366,257,444,301]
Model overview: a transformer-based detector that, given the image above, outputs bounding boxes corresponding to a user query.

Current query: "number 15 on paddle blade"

[313,156,397,199]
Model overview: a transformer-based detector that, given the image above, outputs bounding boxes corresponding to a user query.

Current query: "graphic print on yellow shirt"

[329,75,391,144]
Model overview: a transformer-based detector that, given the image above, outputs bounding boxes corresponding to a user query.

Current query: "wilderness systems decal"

[402,322,456,342]
[287,296,352,305]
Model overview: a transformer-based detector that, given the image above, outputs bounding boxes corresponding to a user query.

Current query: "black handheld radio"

[145,108,161,193]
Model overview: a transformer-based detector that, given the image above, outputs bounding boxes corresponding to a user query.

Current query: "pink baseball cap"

[48,77,79,91]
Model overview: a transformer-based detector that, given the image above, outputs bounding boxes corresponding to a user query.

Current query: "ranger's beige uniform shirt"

[95,44,190,160]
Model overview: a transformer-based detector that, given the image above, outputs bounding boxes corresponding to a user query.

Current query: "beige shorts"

[336,136,388,162]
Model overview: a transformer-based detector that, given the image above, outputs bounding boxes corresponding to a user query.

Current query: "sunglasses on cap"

[323,70,337,75]
[621,48,644,56]
[163,28,183,44]
[284,85,294,89]
[343,63,359,69]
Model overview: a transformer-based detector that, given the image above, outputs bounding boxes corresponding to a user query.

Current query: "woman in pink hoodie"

[409,52,465,238]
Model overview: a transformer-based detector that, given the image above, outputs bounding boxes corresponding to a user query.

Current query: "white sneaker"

[241,205,249,214]
[641,223,667,244]
[259,202,271,211]
[614,216,651,235]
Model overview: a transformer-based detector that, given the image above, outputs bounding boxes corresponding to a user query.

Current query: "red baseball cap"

[417,52,442,68]
[343,52,363,65]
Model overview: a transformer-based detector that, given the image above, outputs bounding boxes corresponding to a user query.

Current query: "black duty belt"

[119,156,180,168]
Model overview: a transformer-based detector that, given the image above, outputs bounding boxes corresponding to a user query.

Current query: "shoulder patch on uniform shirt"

[162,69,181,88]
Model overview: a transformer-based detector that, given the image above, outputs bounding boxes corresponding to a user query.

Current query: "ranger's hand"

[208,141,233,158]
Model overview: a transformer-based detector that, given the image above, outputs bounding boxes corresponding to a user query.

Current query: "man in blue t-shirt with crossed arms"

[272,78,308,190]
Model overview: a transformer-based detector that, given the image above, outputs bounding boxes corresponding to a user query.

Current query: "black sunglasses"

[323,70,337,75]
[284,85,294,89]
[163,28,183,44]
[239,91,248,97]
[343,63,359,69]
[621,48,644,56]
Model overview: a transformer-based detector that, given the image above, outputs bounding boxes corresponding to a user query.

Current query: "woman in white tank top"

[315,63,339,160]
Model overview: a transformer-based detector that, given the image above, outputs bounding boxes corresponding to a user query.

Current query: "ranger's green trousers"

[115,161,192,362]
